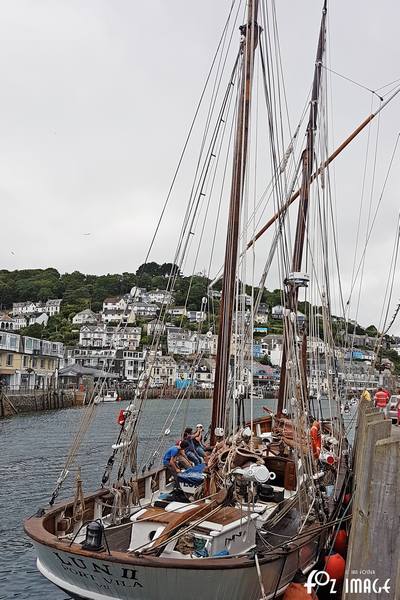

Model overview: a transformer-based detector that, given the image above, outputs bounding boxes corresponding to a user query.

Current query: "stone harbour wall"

[0,389,86,418]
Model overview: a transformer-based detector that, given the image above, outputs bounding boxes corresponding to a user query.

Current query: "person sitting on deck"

[163,440,191,485]
[192,424,208,459]
[183,427,203,465]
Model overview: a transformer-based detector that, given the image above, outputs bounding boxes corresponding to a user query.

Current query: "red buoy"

[325,553,346,582]
[343,492,351,506]
[117,409,126,426]
[333,529,348,556]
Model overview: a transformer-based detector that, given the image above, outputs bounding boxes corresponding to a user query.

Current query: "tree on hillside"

[365,325,378,336]
[260,354,272,366]
[19,323,45,339]
[136,262,181,279]
[136,262,160,277]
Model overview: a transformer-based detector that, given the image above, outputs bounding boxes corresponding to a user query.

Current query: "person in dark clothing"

[183,427,202,465]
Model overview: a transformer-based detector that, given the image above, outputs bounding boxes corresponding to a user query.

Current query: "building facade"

[0,331,64,390]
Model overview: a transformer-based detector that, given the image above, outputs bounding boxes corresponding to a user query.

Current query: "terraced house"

[0,331,64,390]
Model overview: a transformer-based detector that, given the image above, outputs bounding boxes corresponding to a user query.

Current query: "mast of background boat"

[276,0,327,415]
[210,0,259,445]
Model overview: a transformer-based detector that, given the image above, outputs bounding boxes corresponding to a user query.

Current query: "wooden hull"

[28,524,322,600]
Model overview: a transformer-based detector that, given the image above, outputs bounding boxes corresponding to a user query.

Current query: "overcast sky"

[0,1,399,332]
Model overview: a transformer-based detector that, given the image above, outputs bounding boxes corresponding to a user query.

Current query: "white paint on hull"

[33,538,317,600]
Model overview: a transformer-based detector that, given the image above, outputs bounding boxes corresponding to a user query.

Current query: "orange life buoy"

[325,553,346,582]
[333,529,348,557]
[310,421,321,458]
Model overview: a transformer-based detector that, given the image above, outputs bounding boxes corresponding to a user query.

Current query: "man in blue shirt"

[163,440,191,485]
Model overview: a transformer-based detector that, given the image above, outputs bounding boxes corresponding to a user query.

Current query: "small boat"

[94,391,119,404]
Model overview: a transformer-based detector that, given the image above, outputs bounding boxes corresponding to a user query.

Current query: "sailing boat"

[24,2,399,599]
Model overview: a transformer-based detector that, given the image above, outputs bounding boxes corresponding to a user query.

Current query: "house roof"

[0,313,13,322]
[75,309,97,317]
[58,364,117,378]
[104,297,123,303]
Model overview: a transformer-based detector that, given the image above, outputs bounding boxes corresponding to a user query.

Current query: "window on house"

[23,356,29,367]
[6,354,13,366]
[40,359,45,368]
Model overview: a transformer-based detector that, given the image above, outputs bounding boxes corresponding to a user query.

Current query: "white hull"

[33,538,319,600]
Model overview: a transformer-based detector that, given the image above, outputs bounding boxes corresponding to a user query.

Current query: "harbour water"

[0,398,274,599]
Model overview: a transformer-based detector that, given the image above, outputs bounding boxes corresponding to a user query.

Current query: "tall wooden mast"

[210,0,259,445]
[276,1,327,415]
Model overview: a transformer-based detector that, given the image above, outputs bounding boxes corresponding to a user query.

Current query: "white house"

[167,327,215,356]
[271,305,289,319]
[194,358,215,387]
[121,350,146,382]
[186,310,206,323]
[102,308,124,324]
[167,306,186,317]
[72,309,99,325]
[102,297,128,312]
[148,355,177,388]
[129,287,147,300]
[12,301,37,316]
[79,326,106,348]
[42,299,62,316]
[146,320,166,336]
[11,315,27,330]
[12,299,61,317]
[307,336,325,354]
[104,327,142,350]
[167,328,195,355]
[260,334,283,367]
[131,302,159,318]
[146,289,174,305]
[271,304,305,324]
[72,347,116,372]
[28,313,49,327]
[255,303,269,324]
[79,325,142,350]
[0,314,14,330]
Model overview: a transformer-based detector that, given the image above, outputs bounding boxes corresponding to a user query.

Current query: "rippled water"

[0,398,273,599]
